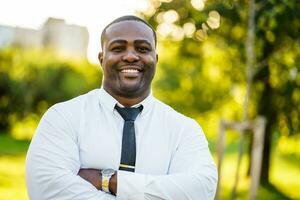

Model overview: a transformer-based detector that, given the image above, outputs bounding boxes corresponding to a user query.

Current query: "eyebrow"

[108,39,153,47]
[108,39,127,47]
[134,40,152,47]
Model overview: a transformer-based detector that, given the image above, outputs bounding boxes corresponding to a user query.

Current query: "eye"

[137,46,151,53]
[111,46,124,52]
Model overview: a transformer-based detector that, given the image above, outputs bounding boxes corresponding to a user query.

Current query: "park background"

[0,0,299,199]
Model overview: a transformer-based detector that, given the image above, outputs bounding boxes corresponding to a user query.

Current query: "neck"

[104,88,150,107]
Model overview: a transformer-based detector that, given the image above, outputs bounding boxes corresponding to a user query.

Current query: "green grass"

[217,152,300,200]
[0,155,28,200]
[0,134,30,200]
[213,136,300,200]
[0,134,299,200]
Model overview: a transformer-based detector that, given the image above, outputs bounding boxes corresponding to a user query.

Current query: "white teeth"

[121,69,139,73]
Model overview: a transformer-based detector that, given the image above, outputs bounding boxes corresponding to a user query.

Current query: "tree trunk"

[256,65,275,184]
[247,82,272,183]
[260,121,272,184]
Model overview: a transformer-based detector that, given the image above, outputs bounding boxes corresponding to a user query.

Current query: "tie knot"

[115,105,143,121]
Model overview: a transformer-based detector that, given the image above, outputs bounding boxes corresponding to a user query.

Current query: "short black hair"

[100,15,157,49]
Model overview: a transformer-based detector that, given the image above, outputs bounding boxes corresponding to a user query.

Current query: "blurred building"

[0,18,89,58]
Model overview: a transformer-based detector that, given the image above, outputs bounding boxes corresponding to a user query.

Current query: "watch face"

[102,168,115,176]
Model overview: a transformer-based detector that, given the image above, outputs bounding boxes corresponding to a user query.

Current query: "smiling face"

[99,20,157,102]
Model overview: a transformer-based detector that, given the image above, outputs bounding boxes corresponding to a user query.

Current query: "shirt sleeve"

[116,119,218,200]
[25,106,116,200]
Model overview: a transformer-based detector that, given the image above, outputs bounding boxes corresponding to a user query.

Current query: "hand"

[78,168,118,195]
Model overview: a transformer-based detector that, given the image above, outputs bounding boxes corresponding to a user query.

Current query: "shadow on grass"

[0,134,30,155]
[259,182,292,200]
[222,182,293,200]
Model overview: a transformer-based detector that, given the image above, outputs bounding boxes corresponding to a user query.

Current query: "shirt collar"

[98,87,154,117]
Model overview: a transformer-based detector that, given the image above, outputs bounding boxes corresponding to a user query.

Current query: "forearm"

[78,169,118,195]
[117,166,217,200]
[78,154,217,199]
[79,167,217,200]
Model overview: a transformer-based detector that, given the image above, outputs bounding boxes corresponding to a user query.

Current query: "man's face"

[99,21,157,99]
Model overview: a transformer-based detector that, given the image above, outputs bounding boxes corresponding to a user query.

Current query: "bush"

[0,47,102,139]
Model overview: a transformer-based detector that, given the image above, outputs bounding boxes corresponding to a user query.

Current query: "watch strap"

[102,175,111,193]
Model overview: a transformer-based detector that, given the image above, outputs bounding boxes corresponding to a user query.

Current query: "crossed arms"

[26,106,218,200]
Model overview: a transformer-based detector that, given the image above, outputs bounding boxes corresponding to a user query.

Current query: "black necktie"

[115,105,143,172]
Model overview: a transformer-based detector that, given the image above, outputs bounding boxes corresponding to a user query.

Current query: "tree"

[253,0,300,183]
[140,0,300,185]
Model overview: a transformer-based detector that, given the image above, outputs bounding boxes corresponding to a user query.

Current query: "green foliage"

[142,0,300,188]
[144,0,249,129]
[153,39,241,119]
[0,47,102,138]
[145,0,300,135]
[253,0,300,136]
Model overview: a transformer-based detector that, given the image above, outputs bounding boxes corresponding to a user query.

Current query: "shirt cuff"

[116,170,145,200]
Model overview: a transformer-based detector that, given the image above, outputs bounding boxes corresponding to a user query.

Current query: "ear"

[98,52,103,66]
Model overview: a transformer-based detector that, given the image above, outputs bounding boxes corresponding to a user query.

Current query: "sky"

[0,0,149,63]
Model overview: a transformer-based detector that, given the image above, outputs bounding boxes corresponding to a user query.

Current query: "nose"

[122,50,139,63]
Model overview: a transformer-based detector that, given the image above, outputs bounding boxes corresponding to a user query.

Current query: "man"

[26,15,217,200]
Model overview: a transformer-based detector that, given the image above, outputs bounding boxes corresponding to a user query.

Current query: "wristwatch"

[101,168,115,193]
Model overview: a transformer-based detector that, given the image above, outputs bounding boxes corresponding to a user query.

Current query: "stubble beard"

[116,78,151,99]
[103,73,152,99]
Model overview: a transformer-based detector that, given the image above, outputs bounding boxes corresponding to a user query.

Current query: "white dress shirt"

[26,88,218,200]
